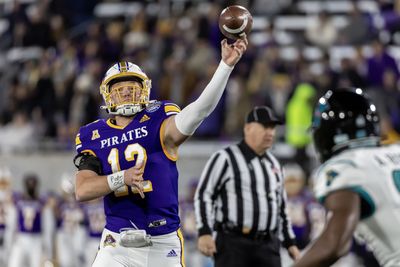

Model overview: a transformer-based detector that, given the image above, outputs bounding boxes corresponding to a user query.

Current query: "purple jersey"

[82,200,105,238]
[57,199,84,231]
[13,194,44,233]
[287,189,325,249]
[75,101,181,236]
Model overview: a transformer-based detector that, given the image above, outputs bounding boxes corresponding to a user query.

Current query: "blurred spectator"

[339,2,371,45]
[372,69,400,143]
[379,0,400,33]
[306,11,338,50]
[312,54,338,98]
[0,111,37,154]
[68,70,99,140]
[283,164,325,249]
[366,39,400,88]
[222,70,253,137]
[100,20,124,63]
[32,60,57,137]
[285,83,316,177]
[251,0,293,16]
[337,57,366,89]
[23,5,53,48]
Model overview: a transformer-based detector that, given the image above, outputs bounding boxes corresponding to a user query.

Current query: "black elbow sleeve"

[73,153,103,175]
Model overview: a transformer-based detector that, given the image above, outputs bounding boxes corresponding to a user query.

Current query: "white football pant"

[8,233,42,267]
[85,237,100,267]
[92,228,185,267]
[57,229,85,267]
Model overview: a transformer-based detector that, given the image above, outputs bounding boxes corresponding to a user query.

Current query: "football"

[218,5,253,40]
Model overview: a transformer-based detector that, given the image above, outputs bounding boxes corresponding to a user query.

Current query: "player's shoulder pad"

[75,119,103,149]
[316,157,358,180]
[80,119,102,132]
[313,157,360,194]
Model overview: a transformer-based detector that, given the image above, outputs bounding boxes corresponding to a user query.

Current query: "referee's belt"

[215,223,276,241]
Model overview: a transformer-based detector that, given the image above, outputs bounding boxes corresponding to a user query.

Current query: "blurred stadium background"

[0,0,399,266]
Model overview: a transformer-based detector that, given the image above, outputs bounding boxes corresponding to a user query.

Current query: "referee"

[194,106,300,267]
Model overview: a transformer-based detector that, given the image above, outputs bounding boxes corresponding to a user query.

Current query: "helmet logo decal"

[118,61,129,72]
[326,170,339,186]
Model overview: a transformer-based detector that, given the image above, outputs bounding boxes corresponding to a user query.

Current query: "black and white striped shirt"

[194,141,296,247]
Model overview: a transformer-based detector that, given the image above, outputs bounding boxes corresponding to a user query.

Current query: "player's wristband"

[107,171,126,191]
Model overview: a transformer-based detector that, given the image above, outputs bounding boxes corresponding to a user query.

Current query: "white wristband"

[107,171,126,191]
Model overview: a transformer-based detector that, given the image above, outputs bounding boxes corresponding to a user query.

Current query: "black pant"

[214,231,281,267]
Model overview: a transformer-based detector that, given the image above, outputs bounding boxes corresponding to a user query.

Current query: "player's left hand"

[288,245,301,260]
[221,34,248,67]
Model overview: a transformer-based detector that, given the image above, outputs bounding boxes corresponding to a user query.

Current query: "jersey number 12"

[108,143,153,197]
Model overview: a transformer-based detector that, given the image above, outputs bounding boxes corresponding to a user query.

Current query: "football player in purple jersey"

[7,174,55,267]
[73,35,248,267]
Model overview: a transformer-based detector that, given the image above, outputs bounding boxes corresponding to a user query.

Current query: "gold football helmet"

[100,61,151,116]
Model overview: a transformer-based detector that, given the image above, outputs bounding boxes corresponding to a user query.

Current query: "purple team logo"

[103,234,116,247]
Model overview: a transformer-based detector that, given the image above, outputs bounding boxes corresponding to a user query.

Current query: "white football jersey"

[313,144,400,267]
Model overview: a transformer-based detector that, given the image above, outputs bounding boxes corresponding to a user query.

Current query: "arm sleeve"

[194,151,229,236]
[174,60,234,135]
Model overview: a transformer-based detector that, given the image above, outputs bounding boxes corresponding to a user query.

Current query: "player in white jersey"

[293,87,400,267]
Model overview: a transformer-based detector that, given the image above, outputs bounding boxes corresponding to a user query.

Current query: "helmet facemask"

[100,62,151,116]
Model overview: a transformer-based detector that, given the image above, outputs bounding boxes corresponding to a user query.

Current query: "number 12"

[107,143,152,197]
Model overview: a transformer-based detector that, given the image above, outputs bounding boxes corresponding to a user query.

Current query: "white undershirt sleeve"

[174,60,234,136]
